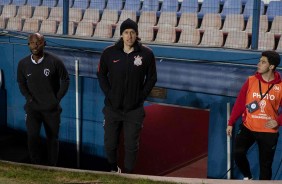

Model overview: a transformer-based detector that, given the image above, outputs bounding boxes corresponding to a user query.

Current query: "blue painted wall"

[0,33,281,179]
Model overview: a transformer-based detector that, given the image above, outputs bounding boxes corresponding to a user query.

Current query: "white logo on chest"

[44,68,50,76]
[134,55,143,66]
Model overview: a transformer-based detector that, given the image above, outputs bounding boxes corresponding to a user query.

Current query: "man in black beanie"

[97,18,157,173]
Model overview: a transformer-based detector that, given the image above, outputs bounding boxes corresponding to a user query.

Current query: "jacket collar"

[115,39,142,52]
[255,71,282,84]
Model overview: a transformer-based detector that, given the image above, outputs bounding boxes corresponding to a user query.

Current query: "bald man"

[17,33,69,166]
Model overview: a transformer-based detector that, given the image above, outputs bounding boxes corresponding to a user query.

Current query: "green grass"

[0,161,177,184]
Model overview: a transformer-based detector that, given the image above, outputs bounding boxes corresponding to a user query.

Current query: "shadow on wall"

[0,68,7,127]
[0,127,109,172]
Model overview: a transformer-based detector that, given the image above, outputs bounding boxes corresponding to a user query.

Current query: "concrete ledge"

[2,160,281,184]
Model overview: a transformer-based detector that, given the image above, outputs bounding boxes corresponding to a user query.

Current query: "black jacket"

[17,52,70,111]
[97,40,157,112]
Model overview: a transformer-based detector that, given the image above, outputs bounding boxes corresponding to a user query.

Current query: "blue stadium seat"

[141,0,159,12]
[57,0,73,7]
[42,0,57,7]
[72,0,89,9]
[89,0,105,11]
[11,0,27,6]
[160,0,178,12]
[0,0,11,5]
[243,0,264,20]
[220,0,242,18]
[198,0,221,18]
[26,0,42,6]
[266,1,282,21]
[178,0,198,14]
[123,0,140,12]
[105,0,123,10]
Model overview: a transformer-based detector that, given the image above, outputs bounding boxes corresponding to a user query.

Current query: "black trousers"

[25,108,61,166]
[234,124,279,180]
[103,106,145,173]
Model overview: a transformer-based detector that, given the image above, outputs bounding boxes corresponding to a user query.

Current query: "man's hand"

[265,119,278,129]
[226,125,233,137]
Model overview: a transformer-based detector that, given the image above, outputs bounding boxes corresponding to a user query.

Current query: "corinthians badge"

[133,55,143,66]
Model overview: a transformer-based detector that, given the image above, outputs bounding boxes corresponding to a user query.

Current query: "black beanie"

[120,18,138,35]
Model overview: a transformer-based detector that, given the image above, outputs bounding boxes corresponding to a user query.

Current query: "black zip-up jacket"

[97,40,157,112]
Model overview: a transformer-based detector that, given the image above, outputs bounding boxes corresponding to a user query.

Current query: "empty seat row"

[0,0,279,26]
[0,0,273,19]
[1,15,281,51]
[0,0,66,7]
[3,6,282,37]
[2,3,280,36]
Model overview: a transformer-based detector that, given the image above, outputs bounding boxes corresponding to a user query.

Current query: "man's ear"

[269,65,275,70]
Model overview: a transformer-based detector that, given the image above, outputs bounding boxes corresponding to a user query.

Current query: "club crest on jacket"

[44,68,50,76]
[134,55,142,66]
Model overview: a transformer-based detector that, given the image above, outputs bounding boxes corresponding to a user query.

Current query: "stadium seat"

[117,10,136,24]
[266,1,282,21]
[6,17,23,31]
[26,0,42,6]
[11,0,27,6]
[0,5,17,19]
[0,17,6,28]
[224,30,249,49]
[269,16,282,36]
[154,24,176,43]
[245,15,268,34]
[72,0,89,9]
[141,0,159,12]
[199,29,224,47]
[198,0,221,18]
[123,0,141,12]
[16,5,33,20]
[112,23,121,40]
[258,32,275,50]
[157,12,177,27]
[39,19,57,34]
[199,13,222,30]
[89,0,105,11]
[177,27,200,46]
[243,0,265,20]
[276,37,282,52]
[32,6,49,20]
[220,0,242,18]
[56,21,75,35]
[69,8,83,23]
[99,9,118,24]
[159,0,178,12]
[105,0,123,11]
[41,0,57,7]
[178,0,198,14]
[57,0,73,7]
[75,21,94,37]
[93,22,113,39]
[177,13,198,29]
[22,18,39,32]
[138,23,154,42]
[81,8,100,24]
[47,7,63,22]
[221,14,244,33]
[0,0,12,5]
[138,11,157,27]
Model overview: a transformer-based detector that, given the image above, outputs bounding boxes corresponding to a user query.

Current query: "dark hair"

[261,50,281,70]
